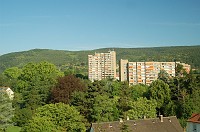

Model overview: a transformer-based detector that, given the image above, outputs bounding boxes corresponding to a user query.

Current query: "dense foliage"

[126,97,157,119]
[0,93,14,131]
[0,61,199,131]
[23,103,86,132]
[50,75,86,104]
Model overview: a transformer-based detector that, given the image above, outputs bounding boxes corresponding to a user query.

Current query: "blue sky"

[0,0,200,55]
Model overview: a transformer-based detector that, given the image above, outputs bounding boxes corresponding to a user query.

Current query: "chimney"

[127,116,129,121]
[134,122,136,126]
[144,115,146,119]
[159,115,163,122]
[119,118,123,123]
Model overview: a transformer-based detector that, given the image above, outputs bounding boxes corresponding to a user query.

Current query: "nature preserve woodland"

[0,46,200,132]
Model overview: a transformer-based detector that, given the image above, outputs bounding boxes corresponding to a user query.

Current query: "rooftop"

[91,116,183,132]
[187,113,200,124]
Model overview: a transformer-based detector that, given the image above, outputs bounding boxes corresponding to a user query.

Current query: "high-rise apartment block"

[119,59,128,82]
[88,51,190,84]
[120,60,190,85]
[88,51,116,82]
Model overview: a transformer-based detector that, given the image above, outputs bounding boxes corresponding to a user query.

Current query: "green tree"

[118,82,132,115]
[176,63,187,77]
[169,69,200,128]
[1,67,21,92]
[158,70,170,83]
[126,97,157,120]
[23,103,86,132]
[13,108,32,127]
[23,117,58,132]
[18,61,63,104]
[87,80,120,122]
[71,80,120,124]
[91,94,117,122]
[3,67,22,79]
[149,80,171,115]
[0,74,18,92]
[64,69,74,76]
[101,80,122,97]
[13,62,63,126]
[131,84,149,100]
[0,92,14,131]
[190,89,200,113]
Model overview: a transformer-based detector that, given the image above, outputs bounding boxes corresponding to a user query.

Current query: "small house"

[186,113,200,132]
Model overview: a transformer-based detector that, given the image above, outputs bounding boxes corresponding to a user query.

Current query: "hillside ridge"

[0,45,200,73]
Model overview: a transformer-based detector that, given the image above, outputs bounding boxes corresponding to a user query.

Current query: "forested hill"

[0,45,200,73]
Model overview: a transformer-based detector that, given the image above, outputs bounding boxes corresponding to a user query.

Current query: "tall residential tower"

[88,51,116,82]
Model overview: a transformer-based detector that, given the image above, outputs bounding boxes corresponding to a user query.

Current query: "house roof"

[91,116,183,132]
[0,87,8,90]
[0,87,11,90]
[187,113,200,124]
[0,87,14,100]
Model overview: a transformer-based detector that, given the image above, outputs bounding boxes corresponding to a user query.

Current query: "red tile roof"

[187,113,200,124]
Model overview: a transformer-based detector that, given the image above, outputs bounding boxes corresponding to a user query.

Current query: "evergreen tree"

[0,92,14,131]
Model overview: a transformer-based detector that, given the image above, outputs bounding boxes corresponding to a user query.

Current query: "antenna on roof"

[134,122,136,126]
[159,115,163,122]
[119,118,123,123]
[127,116,129,121]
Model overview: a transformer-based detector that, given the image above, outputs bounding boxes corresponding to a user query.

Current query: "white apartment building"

[119,59,128,82]
[88,51,116,82]
[120,60,190,85]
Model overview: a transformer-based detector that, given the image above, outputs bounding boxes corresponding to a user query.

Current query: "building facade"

[186,113,200,132]
[119,59,128,82]
[120,60,190,85]
[88,51,116,82]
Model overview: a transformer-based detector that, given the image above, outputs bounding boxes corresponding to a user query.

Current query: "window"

[193,124,197,132]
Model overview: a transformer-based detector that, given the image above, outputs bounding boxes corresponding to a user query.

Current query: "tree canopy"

[50,75,86,104]
[149,80,171,115]
[23,103,86,132]
[126,97,157,120]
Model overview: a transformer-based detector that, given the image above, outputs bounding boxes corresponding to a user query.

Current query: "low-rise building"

[186,113,200,132]
[90,116,183,132]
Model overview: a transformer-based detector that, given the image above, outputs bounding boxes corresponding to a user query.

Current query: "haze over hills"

[0,45,200,73]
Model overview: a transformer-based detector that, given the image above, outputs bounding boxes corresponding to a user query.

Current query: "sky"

[0,0,200,55]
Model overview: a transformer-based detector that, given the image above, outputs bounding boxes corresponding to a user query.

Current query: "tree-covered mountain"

[0,45,200,73]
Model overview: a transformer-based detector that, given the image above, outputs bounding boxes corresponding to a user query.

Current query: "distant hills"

[0,45,200,73]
